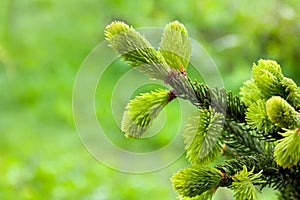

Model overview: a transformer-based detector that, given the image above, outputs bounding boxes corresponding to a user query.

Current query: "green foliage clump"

[159,20,192,70]
[106,20,300,200]
[231,166,265,200]
[183,108,224,165]
[172,166,222,199]
[266,96,299,128]
[274,129,300,168]
[121,89,175,138]
[105,21,170,80]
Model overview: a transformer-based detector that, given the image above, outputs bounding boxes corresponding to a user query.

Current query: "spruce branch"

[281,77,300,107]
[252,59,285,99]
[215,153,300,200]
[164,69,199,104]
[159,20,192,70]
[246,99,276,133]
[121,89,175,138]
[222,121,267,155]
[253,59,283,80]
[216,152,300,194]
[249,59,300,107]
[105,21,300,200]
[231,166,265,200]
[183,108,224,165]
[171,166,222,198]
[240,79,263,107]
[190,81,246,122]
[105,21,170,80]
[274,129,300,168]
[266,96,300,129]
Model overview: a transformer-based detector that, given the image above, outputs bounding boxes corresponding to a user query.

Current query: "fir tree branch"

[266,96,300,129]
[274,129,300,168]
[217,152,300,193]
[246,99,276,133]
[222,121,267,155]
[190,81,246,122]
[159,20,192,70]
[171,166,222,198]
[240,79,263,107]
[105,21,170,80]
[252,59,286,100]
[244,59,300,107]
[183,108,224,165]
[164,70,199,104]
[121,89,176,138]
[231,166,265,200]
[105,21,300,200]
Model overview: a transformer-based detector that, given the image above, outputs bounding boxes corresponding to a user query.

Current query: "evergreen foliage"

[171,166,222,199]
[105,21,300,200]
[274,129,300,168]
[182,108,224,165]
[105,21,170,80]
[231,166,265,200]
[121,89,175,138]
[159,20,192,70]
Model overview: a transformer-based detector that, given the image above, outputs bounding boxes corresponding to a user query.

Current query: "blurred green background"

[1,0,299,199]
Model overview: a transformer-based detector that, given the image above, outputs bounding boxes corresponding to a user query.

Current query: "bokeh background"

[1,0,299,199]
